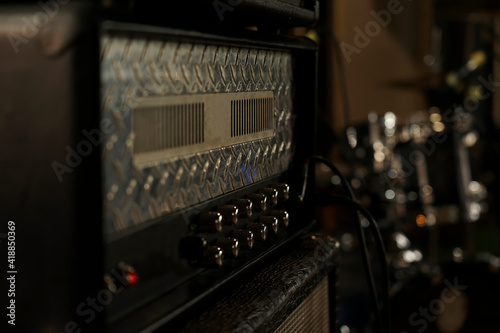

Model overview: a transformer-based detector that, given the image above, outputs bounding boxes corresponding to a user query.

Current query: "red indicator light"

[126,271,138,287]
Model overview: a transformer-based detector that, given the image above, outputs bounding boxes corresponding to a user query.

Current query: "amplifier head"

[0,3,318,332]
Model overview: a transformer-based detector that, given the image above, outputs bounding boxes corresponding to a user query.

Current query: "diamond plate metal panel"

[101,34,294,234]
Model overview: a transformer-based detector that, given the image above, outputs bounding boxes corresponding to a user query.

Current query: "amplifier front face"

[0,4,317,332]
[100,30,293,234]
[99,23,317,331]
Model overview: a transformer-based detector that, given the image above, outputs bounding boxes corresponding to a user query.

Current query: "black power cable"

[301,156,390,333]
[316,24,390,332]
[314,193,390,333]
[308,156,355,199]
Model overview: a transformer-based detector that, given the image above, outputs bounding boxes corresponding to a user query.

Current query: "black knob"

[247,193,267,212]
[198,212,223,232]
[217,205,239,225]
[233,229,255,249]
[247,222,267,241]
[259,216,279,234]
[232,199,253,218]
[217,237,240,257]
[259,188,279,206]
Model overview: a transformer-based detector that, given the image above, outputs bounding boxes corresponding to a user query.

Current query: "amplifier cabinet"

[179,234,339,333]
[0,3,318,332]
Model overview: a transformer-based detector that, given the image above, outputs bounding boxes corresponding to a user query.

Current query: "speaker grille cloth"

[274,277,330,333]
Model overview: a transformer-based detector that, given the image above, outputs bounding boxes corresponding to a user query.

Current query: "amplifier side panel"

[0,4,103,333]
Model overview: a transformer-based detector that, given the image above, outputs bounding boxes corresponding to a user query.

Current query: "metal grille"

[133,103,204,154]
[275,277,330,333]
[231,97,273,137]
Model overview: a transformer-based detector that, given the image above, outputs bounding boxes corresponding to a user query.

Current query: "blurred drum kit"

[346,104,487,250]
[343,105,499,332]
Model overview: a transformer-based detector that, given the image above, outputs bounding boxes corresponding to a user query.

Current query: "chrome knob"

[247,193,267,212]
[259,188,278,206]
[272,183,290,202]
[217,237,240,257]
[233,229,254,249]
[231,199,253,218]
[247,223,267,241]
[201,246,224,267]
[259,216,279,234]
[198,212,222,232]
[217,205,239,225]
[271,210,289,227]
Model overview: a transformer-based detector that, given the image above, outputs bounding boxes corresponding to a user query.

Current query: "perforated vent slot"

[132,91,274,166]
[133,103,204,154]
[231,98,274,137]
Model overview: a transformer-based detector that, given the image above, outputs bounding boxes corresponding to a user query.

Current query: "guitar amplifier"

[0,2,330,332]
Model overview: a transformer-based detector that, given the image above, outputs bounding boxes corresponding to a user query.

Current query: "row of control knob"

[180,228,260,267]
[198,209,289,233]
[197,183,290,232]
[179,233,246,267]
[182,212,289,264]
[106,184,292,290]
[181,183,290,267]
